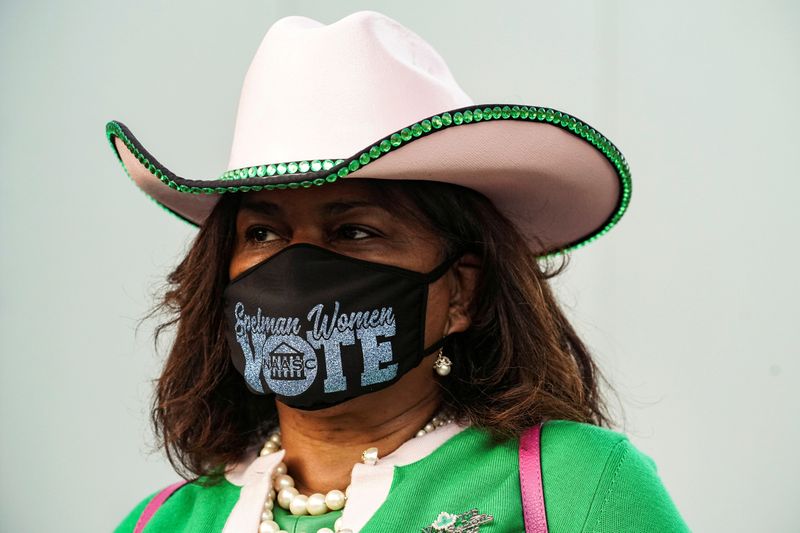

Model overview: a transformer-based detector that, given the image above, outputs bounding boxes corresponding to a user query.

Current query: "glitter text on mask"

[232,301,396,396]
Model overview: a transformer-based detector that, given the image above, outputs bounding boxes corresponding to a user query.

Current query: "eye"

[244,225,281,243]
[335,224,377,240]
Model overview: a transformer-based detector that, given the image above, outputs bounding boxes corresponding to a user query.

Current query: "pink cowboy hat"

[105,10,631,257]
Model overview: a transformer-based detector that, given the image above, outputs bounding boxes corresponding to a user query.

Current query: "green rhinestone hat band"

[106,103,631,258]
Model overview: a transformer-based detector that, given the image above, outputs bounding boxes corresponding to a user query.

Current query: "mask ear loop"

[423,335,448,356]
[422,248,464,283]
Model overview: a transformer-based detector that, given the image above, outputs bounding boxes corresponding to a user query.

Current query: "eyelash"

[336,225,376,241]
[244,226,280,244]
[243,224,378,244]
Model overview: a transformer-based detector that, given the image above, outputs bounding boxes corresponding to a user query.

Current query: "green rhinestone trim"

[218,158,345,181]
[105,103,631,257]
[105,123,199,225]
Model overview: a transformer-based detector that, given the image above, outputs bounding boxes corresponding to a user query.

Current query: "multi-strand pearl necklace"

[256,410,454,533]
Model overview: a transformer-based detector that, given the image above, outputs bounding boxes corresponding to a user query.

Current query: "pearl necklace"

[256,410,454,533]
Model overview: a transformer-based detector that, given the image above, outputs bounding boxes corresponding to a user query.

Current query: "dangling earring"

[433,347,452,376]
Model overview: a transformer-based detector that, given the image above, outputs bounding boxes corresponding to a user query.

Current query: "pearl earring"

[433,347,452,376]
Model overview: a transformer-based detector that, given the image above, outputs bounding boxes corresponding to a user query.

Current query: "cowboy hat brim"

[106,103,630,257]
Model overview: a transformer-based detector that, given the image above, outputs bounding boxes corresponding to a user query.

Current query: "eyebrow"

[238,199,386,217]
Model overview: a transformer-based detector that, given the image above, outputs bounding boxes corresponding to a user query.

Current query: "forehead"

[235,179,415,222]
[239,179,383,210]
[233,178,445,252]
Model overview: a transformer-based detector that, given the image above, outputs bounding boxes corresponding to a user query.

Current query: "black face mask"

[222,243,458,410]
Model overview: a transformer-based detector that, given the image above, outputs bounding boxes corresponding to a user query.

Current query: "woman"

[109,10,688,533]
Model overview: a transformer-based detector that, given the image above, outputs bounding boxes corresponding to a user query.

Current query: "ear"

[445,253,481,335]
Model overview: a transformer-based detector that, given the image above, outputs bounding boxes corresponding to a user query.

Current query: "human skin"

[228,179,480,496]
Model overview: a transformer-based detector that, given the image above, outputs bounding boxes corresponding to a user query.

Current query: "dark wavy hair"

[144,179,614,481]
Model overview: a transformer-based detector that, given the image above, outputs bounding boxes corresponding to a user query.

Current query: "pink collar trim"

[341,422,467,531]
[221,423,468,532]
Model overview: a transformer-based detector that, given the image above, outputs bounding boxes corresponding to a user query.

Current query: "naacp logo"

[269,342,308,380]
[232,301,396,396]
[260,335,318,396]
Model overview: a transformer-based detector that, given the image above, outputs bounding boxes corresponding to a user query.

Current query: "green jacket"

[115,420,690,532]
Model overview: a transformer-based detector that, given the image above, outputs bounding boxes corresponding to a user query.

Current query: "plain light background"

[1,1,797,531]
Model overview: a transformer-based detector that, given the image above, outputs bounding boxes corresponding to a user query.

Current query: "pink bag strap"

[519,424,549,533]
[133,480,189,533]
